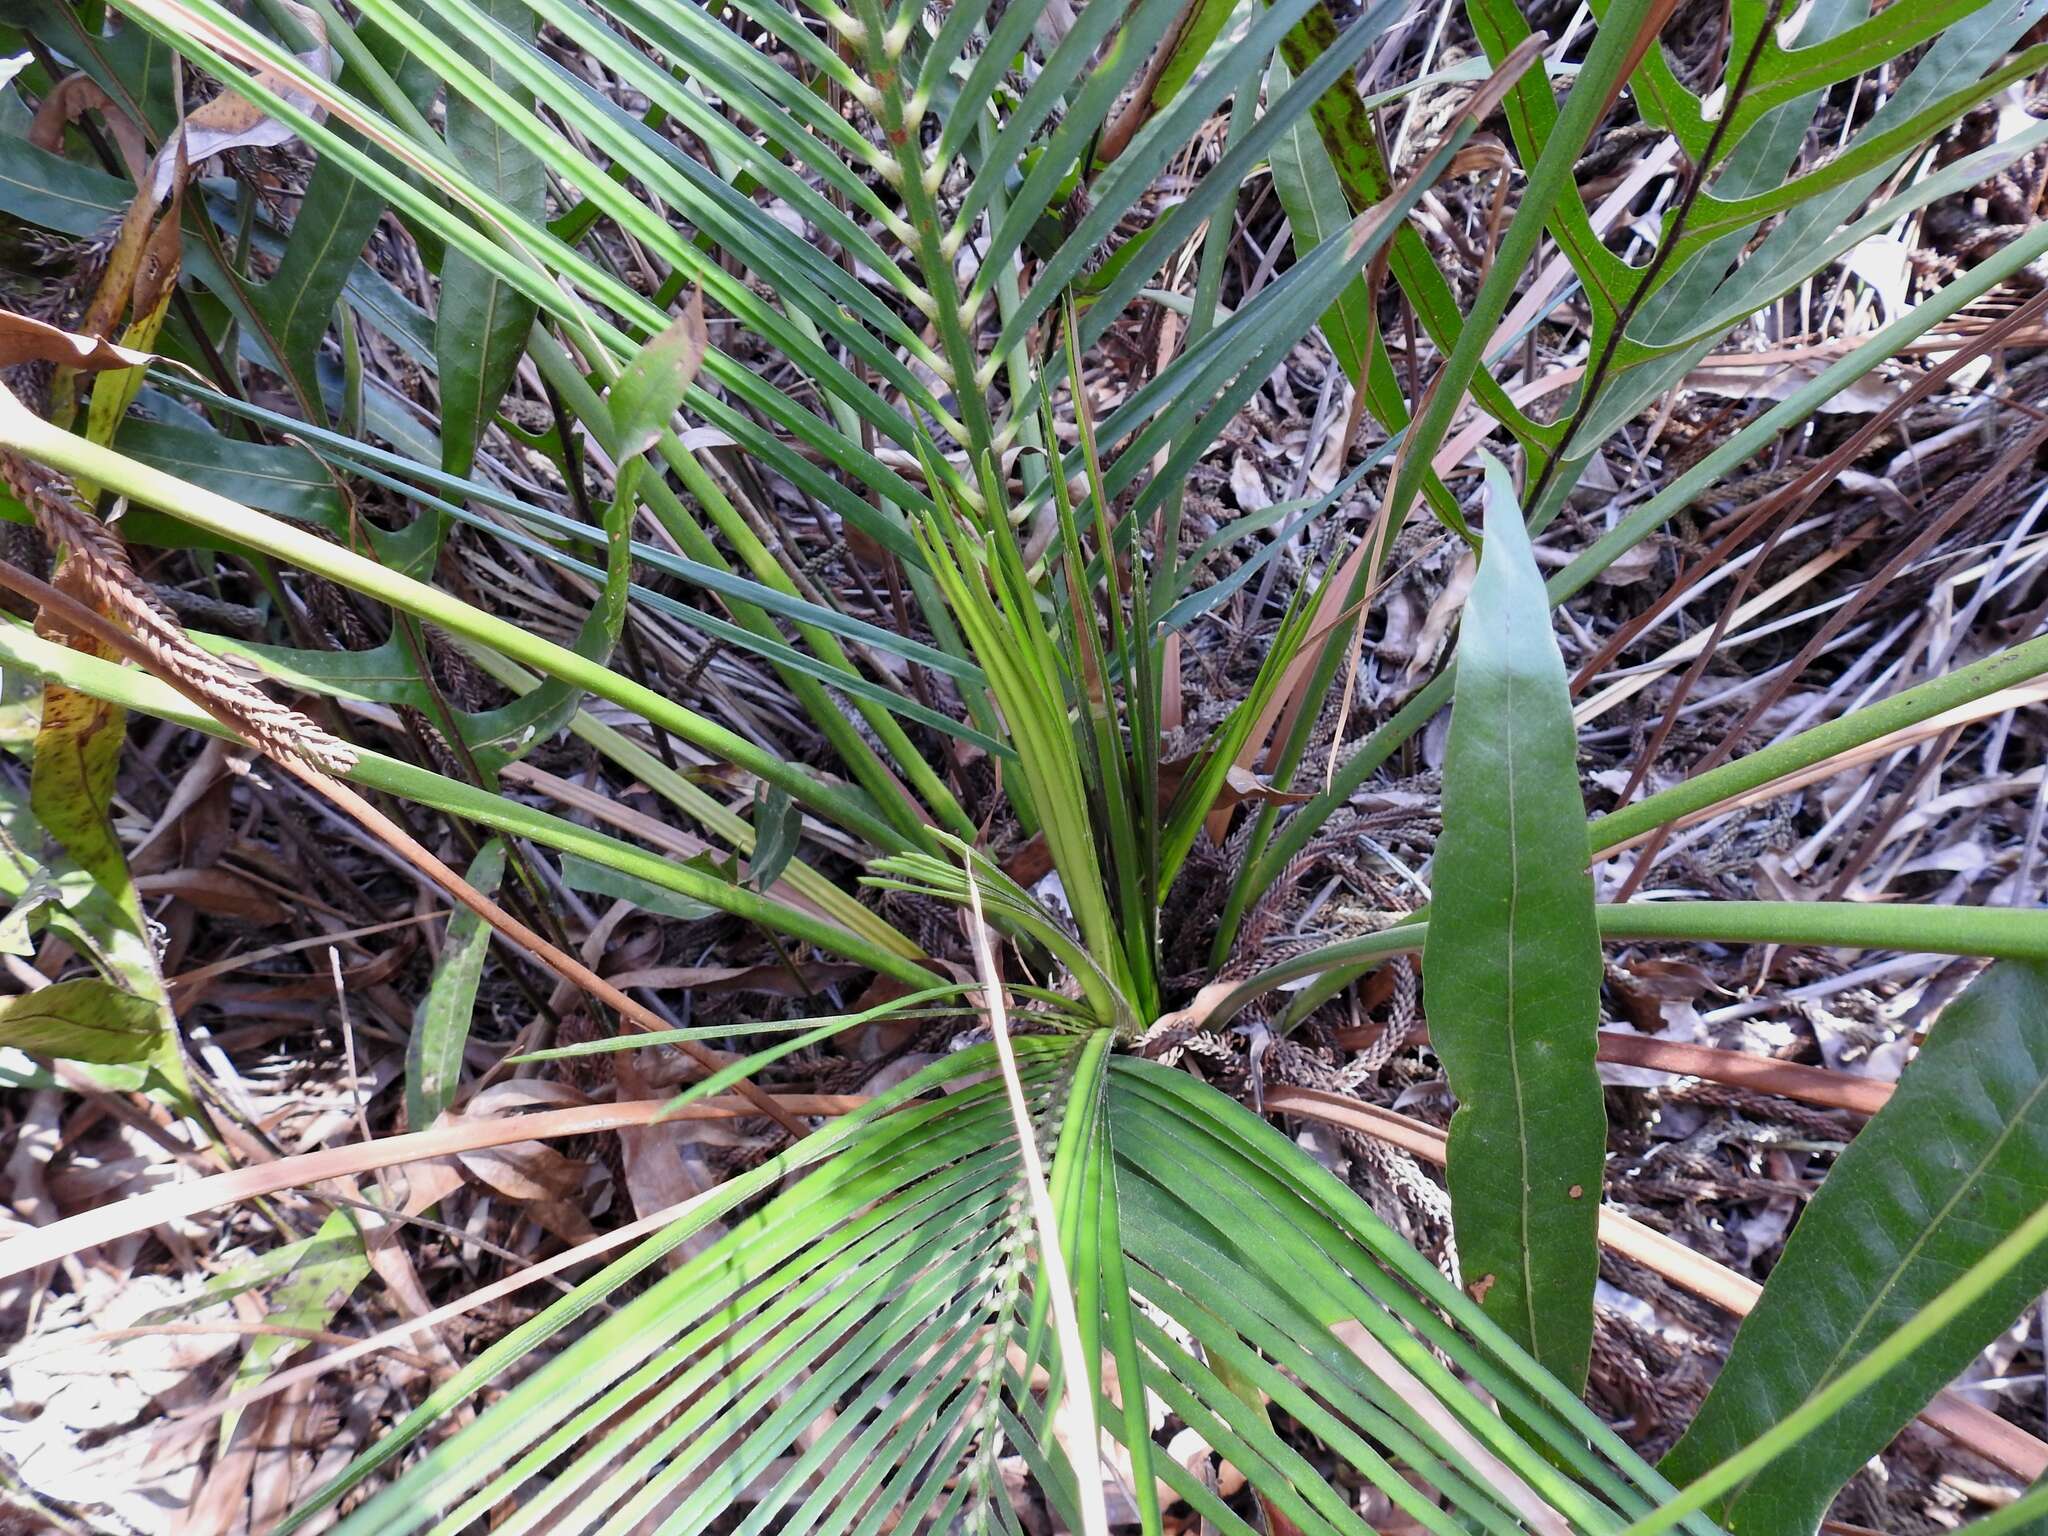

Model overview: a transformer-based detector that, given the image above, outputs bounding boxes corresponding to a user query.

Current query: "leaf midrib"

[1723,1031,2048,1512]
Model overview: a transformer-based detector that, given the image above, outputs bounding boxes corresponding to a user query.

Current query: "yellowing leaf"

[30,607,128,894]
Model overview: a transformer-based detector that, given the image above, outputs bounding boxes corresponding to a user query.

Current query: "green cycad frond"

[279,1038,1718,1536]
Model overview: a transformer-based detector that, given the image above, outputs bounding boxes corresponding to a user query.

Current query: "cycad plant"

[3,0,2048,1527]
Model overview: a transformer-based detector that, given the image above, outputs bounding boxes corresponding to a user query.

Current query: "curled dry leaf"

[1684,353,1905,414]
[146,0,338,201]
[0,310,156,373]
[30,74,150,183]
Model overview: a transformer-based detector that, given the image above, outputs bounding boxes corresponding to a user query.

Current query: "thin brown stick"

[1332,1022,1894,1115]
[1619,409,2048,897]
[0,1093,862,1283]
[1590,1031,1892,1116]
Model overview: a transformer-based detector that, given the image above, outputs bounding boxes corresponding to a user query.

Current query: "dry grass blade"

[961,860,1112,1536]
[0,1093,859,1284]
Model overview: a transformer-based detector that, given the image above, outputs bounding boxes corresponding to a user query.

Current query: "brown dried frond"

[2,450,357,776]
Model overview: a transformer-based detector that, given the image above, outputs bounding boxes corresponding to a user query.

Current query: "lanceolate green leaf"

[432,0,545,479]
[607,297,710,461]
[1660,960,2048,1534]
[1224,213,2048,950]
[405,837,505,1130]
[1422,457,1603,1388]
[0,976,161,1063]
[224,1207,370,1442]
[27,602,187,1094]
[257,7,438,398]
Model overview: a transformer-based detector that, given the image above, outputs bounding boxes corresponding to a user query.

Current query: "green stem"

[0,620,944,988]
[1201,900,2048,1032]
[1593,632,2048,853]
[0,392,909,854]
[846,0,1001,480]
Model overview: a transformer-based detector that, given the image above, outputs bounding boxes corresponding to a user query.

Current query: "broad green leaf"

[255,4,439,399]
[115,416,346,524]
[432,0,545,479]
[1660,960,2048,1533]
[259,124,395,397]
[137,1223,361,1320]
[405,836,505,1129]
[1421,456,1604,1388]
[0,975,161,1063]
[0,857,98,958]
[0,133,132,238]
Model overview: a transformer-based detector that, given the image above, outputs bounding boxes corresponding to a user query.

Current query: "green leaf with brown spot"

[1421,454,1604,1389]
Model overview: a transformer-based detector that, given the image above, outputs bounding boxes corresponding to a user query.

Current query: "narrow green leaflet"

[1265,55,1375,384]
[1660,960,2048,1533]
[256,4,438,401]
[405,837,506,1129]
[557,851,717,923]
[1421,456,1604,1388]
[433,0,547,479]
[260,126,398,399]
[0,976,161,1063]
